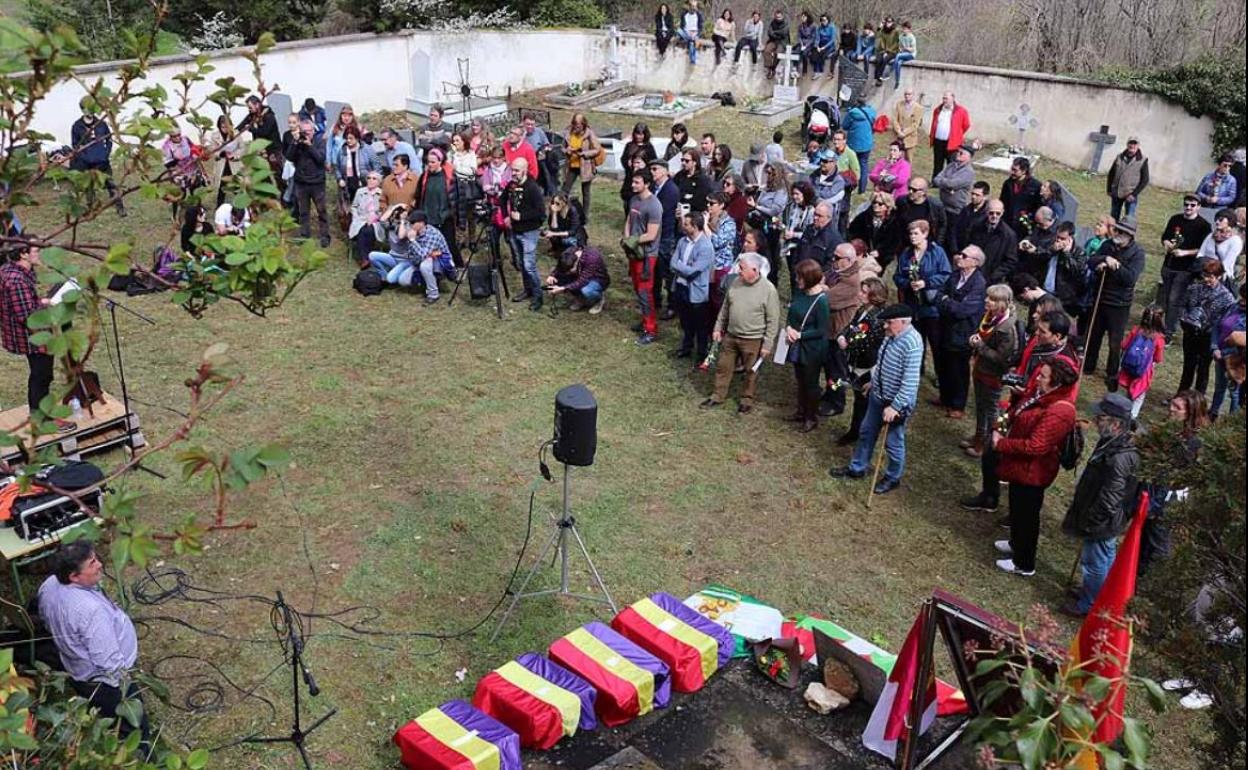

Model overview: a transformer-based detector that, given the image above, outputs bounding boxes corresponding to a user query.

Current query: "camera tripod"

[490,462,616,643]
[449,211,510,319]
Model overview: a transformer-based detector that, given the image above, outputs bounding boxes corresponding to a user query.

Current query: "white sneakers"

[1180,691,1214,710]
[995,558,1034,577]
[588,296,606,315]
[1163,678,1214,709]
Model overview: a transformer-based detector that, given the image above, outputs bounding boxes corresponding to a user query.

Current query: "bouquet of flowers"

[906,260,921,284]
[995,411,1011,436]
[1017,211,1034,236]
[701,340,720,371]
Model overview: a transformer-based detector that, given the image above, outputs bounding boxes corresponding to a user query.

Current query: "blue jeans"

[369,252,416,286]
[1211,358,1241,416]
[1077,537,1118,613]
[1109,196,1138,221]
[511,229,540,294]
[677,30,697,63]
[892,52,915,86]
[854,150,871,193]
[577,279,604,304]
[417,258,442,298]
[848,394,907,482]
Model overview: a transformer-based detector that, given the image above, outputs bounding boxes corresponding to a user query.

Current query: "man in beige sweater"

[704,252,781,413]
[891,89,924,162]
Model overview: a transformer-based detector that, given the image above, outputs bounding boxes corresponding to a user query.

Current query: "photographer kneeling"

[545,244,610,314]
[367,207,453,304]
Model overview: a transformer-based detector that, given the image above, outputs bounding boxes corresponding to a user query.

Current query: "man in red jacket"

[929,91,971,178]
[502,126,539,181]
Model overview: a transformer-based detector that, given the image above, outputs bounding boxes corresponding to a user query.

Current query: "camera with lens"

[1001,371,1027,389]
[473,198,493,218]
[746,208,770,230]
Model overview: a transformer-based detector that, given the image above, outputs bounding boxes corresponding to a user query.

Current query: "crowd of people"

[656,3,920,89]
[3,43,1247,747]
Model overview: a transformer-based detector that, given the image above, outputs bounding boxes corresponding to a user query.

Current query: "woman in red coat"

[991,355,1079,577]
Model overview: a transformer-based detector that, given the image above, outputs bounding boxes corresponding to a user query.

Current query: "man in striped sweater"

[830,303,923,494]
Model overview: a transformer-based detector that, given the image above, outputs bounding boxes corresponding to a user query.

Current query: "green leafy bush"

[1102,53,1248,159]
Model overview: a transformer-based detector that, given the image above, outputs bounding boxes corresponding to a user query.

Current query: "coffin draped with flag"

[471,652,598,750]
[610,591,735,693]
[393,699,521,770]
[548,621,671,727]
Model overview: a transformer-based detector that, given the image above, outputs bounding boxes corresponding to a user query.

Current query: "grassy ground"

[2,99,1209,768]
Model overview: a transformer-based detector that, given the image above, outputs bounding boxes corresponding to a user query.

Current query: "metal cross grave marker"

[1087,125,1117,172]
[1007,103,1040,151]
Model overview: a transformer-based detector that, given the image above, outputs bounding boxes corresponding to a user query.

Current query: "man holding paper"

[1,243,74,431]
[703,252,780,414]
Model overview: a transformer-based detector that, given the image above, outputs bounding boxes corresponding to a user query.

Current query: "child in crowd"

[1118,304,1166,416]
[765,130,785,165]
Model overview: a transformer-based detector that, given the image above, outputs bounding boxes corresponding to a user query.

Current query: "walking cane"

[866,422,892,509]
[1077,270,1109,385]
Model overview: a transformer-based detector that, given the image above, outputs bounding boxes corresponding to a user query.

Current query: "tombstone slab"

[266,93,293,130]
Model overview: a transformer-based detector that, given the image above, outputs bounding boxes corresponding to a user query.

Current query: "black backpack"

[1059,420,1085,470]
[467,264,494,300]
[353,269,383,296]
[1008,317,1029,367]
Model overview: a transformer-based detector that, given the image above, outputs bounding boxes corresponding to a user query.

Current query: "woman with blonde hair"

[965,283,1020,457]
[847,190,903,270]
[562,112,602,213]
[1077,214,1116,332]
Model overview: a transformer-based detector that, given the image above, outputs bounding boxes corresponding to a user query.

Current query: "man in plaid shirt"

[1,244,66,427]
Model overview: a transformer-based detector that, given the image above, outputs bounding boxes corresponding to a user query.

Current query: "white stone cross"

[772,45,802,102]
[1007,103,1041,151]
[777,45,801,87]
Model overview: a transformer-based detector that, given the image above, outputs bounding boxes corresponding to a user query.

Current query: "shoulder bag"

[773,293,826,365]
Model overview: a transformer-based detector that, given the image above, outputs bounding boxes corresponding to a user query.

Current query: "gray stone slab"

[324,101,348,132]
[266,93,293,128]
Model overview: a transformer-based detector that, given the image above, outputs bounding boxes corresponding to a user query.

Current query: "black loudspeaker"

[553,384,597,467]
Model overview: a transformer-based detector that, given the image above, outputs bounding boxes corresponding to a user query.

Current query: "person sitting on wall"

[545,244,610,314]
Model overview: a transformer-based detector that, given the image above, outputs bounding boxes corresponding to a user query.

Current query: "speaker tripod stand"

[490,462,616,643]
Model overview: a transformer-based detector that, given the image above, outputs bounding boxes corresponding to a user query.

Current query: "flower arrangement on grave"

[564,82,583,97]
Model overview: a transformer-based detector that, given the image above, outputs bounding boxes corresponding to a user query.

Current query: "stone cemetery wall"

[26,30,608,148]
[24,28,1212,189]
[617,33,1213,190]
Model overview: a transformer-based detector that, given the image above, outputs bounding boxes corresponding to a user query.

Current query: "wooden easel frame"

[896,589,1062,770]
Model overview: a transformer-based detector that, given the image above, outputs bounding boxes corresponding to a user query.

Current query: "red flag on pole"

[1068,490,1149,751]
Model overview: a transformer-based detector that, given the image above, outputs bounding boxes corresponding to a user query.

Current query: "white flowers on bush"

[379,0,520,30]
[186,11,245,51]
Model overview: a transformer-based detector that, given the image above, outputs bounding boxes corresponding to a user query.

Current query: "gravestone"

[836,54,868,105]
[773,45,802,103]
[1053,180,1079,227]
[324,101,348,132]
[1008,104,1040,151]
[266,93,293,129]
[1087,125,1117,173]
